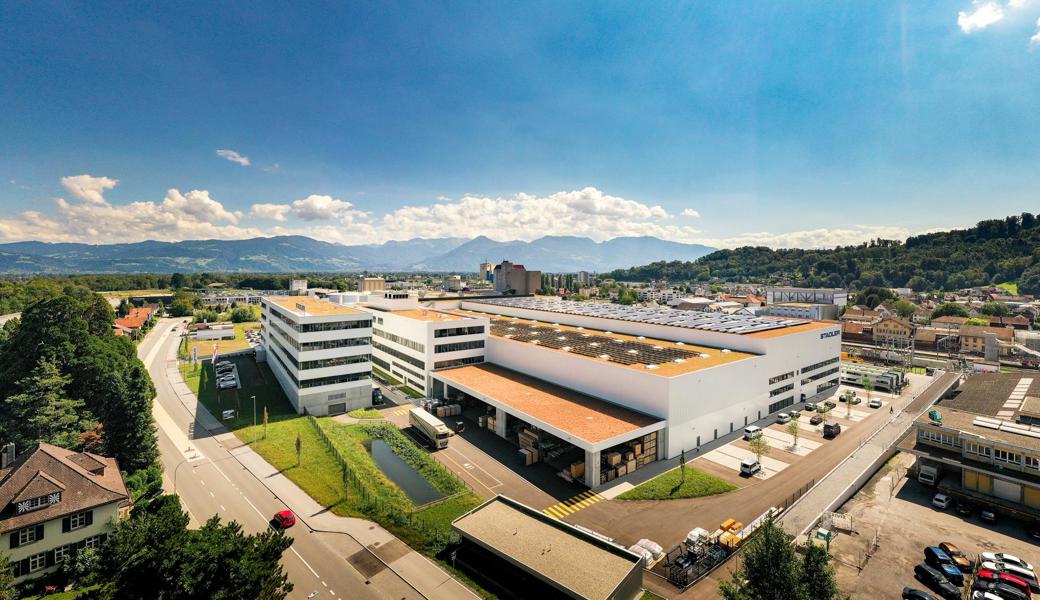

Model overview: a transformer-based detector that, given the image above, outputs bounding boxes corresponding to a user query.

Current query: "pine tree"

[800,540,842,600]
[721,518,804,600]
[3,358,93,449]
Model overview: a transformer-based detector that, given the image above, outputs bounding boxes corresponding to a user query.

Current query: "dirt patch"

[347,548,387,579]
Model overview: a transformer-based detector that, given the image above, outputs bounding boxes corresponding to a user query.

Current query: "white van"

[740,459,761,476]
[743,425,762,441]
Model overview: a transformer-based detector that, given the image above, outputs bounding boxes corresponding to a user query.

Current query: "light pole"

[251,395,257,445]
[172,459,197,493]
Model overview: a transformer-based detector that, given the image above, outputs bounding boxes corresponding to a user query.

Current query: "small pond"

[366,439,444,505]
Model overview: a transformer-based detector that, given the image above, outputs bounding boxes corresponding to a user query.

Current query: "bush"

[229,306,257,323]
[358,423,467,495]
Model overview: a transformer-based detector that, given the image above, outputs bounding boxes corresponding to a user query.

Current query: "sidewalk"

[165,337,478,600]
[780,371,960,537]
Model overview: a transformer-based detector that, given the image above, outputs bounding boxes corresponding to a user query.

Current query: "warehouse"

[451,495,644,600]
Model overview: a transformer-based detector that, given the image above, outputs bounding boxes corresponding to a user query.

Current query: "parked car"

[215,360,232,368]
[740,459,762,476]
[371,388,384,405]
[973,591,1005,600]
[939,542,972,571]
[810,415,824,425]
[977,570,1032,597]
[925,546,955,569]
[981,509,998,524]
[932,493,952,509]
[824,400,837,409]
[822,422,842,439]
[914,564,961,600]
[776,413,791,424]
[804,402,817,411]
[956,501,974,516]
[869,398,883,409]
[790,410,801,420]
[743,425,763,441]
[938,563,964,586]
[982,562,1039,593]
[1029,524,1040,541]
[972,580,1030,600]
[218,380,237,390]
[903,588,938,600]
[272,509,296,529]
[981,554,1034,572]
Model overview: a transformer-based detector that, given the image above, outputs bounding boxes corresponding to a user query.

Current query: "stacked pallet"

[519,447,540,465]
[599,431,660,484]
[518,427,541,465]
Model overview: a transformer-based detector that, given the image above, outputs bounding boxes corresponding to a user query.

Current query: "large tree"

[721,518,804,600]
[3,358,92,450]
[800,540,843,600]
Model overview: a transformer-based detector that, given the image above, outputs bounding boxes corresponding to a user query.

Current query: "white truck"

[918,463,941,485]
[409,407,451,450]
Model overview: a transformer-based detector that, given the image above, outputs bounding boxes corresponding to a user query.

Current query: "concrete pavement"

[141,318,477,600]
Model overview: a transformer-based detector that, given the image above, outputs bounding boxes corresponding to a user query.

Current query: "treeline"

[606,213,1040,293]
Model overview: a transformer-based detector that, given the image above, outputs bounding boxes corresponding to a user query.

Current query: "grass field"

[179,355,295,430]
[997,282,1019,295]
[617,465,737,501]
[185,321,260,359]
[347,407,385,419]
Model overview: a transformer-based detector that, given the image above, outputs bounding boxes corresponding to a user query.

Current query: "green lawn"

[21,585,100,600]
[372,366,401,385]
[617,465,737,501]
[186,321,259,359]
[179,357,296,431]
[997,282,1019,295]
[347,407,385,419]
[400,385,424,399]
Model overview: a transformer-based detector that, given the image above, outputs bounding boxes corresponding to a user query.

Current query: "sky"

[1,1,1039,249]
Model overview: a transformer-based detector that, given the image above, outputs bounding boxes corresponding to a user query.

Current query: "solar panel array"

[489,319,699,366]
[470,297,809,335]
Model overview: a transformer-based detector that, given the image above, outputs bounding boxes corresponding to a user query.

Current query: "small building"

[766,287,847,306]
[760,302,840,321]
[960,325,1015,357]
[873,316,916,347]
[493,262,541,296]
[841,308,881,323]
[839,362,905,393]
[113,304,157,338]
[451,495,643,600]
[443,275,463,292]
[359,277,386,293]
[1,443,130,583]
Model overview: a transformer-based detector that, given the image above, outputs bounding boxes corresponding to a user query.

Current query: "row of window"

[768,371,794,385]
[768,396,794,414]
[372,341,427,371]
[434,356,485,369]
[801,367,840,386]
[12,510,93,550]
[919,428,962,448]
[391,359,425,381]
[434,325,485,338]
[373,328,425,353]
[800,356,839,375]
[769,383,794,397]
[269,347,370,389]
[268,334,370,371]
[12,535,105,577]
[434,340,485,354]
[965,440,1040,471]
[266,305,371,334]
[816,379,839,393]
[269,322,370,352]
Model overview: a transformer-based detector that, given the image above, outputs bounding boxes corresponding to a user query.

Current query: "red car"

[272,509,296,529]
[977,569,1031,596]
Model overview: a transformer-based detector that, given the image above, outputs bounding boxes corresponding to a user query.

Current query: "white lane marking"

[199,479,205,486]
[209,491,215,498]
[141,322,175,368]
[242,496,267,520]
[290,546,320,578]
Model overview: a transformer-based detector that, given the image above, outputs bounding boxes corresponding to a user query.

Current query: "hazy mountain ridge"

[0,235,715,274]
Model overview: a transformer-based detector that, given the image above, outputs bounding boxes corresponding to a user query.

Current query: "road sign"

[222,409,236,421]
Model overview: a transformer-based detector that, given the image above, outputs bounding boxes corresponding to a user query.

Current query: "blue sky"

[1,1,1038,248]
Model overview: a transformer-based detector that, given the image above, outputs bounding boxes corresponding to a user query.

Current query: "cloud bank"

[216,149,251,166]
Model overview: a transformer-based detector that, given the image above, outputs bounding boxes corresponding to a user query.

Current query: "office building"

[766,287,848,307]
[260,295,373,415]
[359,277,386,293]
[759,302,840,321]
[479,262,495,282]
[443,275,463,292]
[493,261,541,295]
[1,443,130,583]
[289,279,308,293]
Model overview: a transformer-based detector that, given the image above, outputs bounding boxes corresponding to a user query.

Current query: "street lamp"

[251,395,257,445]
[172,459,197,493]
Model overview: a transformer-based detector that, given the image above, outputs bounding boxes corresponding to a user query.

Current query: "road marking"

[219,505,226,512]
[445,446,502,487]
[209,491,215,498]
[290,546,320,578]
[542,490,605,518]
[242,496,267,520]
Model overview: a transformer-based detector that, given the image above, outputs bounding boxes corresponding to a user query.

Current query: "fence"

[305,416,462,547]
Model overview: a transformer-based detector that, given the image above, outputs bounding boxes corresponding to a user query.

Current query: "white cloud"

[249,203,291,221]
[681,209,701,218]
[61,174,119,205]
[693,225,925,250]
[291,194,365,221]
[216,149,251,166]
[958,1,1005,32]
[161,189,242,224]
[1031,17,1040,44]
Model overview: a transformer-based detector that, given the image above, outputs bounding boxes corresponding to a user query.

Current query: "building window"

[1026,456,1040,471]
[373,328,425,353]
[54,545,71,564]
[802,367,840,386]
[768,396,795,414]
[768,371,794,385]
[800,357,839,374]
[434,326,485,338]
[770,383,794,397]
[434,356,485,369]
[434,340,485,354]
[28,552,46,572]
[919,428,961,448]
[17,526,38,545]
[15,494,58,514]
[965,441,991,457]
[994,448,1021,465]
[70,511,90,530]
[83,535,102,549]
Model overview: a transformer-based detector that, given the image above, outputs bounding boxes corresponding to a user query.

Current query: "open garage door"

[994,478,1021,502]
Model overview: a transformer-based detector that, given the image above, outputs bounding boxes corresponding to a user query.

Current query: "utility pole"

[252,395,257,445]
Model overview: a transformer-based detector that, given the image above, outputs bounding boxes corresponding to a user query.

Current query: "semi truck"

[409,407,451,450]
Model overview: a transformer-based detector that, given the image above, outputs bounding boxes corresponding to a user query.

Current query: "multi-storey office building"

[359,291,488,396]
[260,295,373,415]
[906,373,1040,520]
[413,296,840,488]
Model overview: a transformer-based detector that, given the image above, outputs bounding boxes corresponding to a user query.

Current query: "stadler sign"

[820,330,840,339]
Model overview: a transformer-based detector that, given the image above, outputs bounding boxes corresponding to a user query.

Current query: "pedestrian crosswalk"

[542,490,605,519]
[385,406,412,417]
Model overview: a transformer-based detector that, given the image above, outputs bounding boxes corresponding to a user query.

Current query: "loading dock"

[432,363,666,489]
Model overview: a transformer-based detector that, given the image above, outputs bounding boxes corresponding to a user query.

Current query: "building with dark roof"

[1,443,130,582]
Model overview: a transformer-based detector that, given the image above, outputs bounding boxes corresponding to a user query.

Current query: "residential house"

[873,316,916,348]
[112,304,157,338]
[989,315,1031,330]
[1,443,130,583]
[931,316,969,328]
[841,308,881,323]
[960,325,1015,357]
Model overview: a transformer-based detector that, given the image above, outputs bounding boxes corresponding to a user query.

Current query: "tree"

[860,378,874,408]
[845,389,855,418]
[0,553,15,600]
[891,300,916,319]
[1019,264,1040,296]
[2,358,93,449]
[63,546,100,588]
[230,306,257,323]
[930,303,969,320]
[980,301,1012,317]
[171,272,187,289]
[786,419,801,450]
[720,518,804,600]
[748,435,770,463]
[964,317,989,326]
[800,540,842,600]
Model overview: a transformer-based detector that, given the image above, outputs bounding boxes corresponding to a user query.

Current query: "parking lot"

[829,452,1040,598]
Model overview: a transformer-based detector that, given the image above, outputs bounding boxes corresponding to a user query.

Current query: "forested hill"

[606,213,1040,293]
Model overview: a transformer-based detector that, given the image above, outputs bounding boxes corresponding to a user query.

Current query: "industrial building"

[905,373,1040,521]
[493,261,541,295]
[359,277,386,293]
[451,495,644,600]
[387,296,843,488]
[260,295,373,415]
[765,286,848,306]
[759,302,840,321]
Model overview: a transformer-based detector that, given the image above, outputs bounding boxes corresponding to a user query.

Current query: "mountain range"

[0,235,715,274]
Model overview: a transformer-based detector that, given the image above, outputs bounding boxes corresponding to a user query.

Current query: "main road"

[138,318,428,600]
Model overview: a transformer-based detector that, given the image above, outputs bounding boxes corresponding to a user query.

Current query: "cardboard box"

[631,442,643,455]
[625,451,635,461]
[570,461,585,478]
[626,460,636,472]
[617,464,628,477]
[606,452,622,466]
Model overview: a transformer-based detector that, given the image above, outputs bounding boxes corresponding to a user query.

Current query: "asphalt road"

[140,318,422,600]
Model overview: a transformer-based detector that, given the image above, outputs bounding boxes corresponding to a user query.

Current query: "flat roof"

[918,373,1040,451]
[916,408,1040,453]
[466,296,812,335]
[387,309,468,322]
[434,363,662,444]
[455,310,755,376]
[265,295,364,316]
[452,496,641,600]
